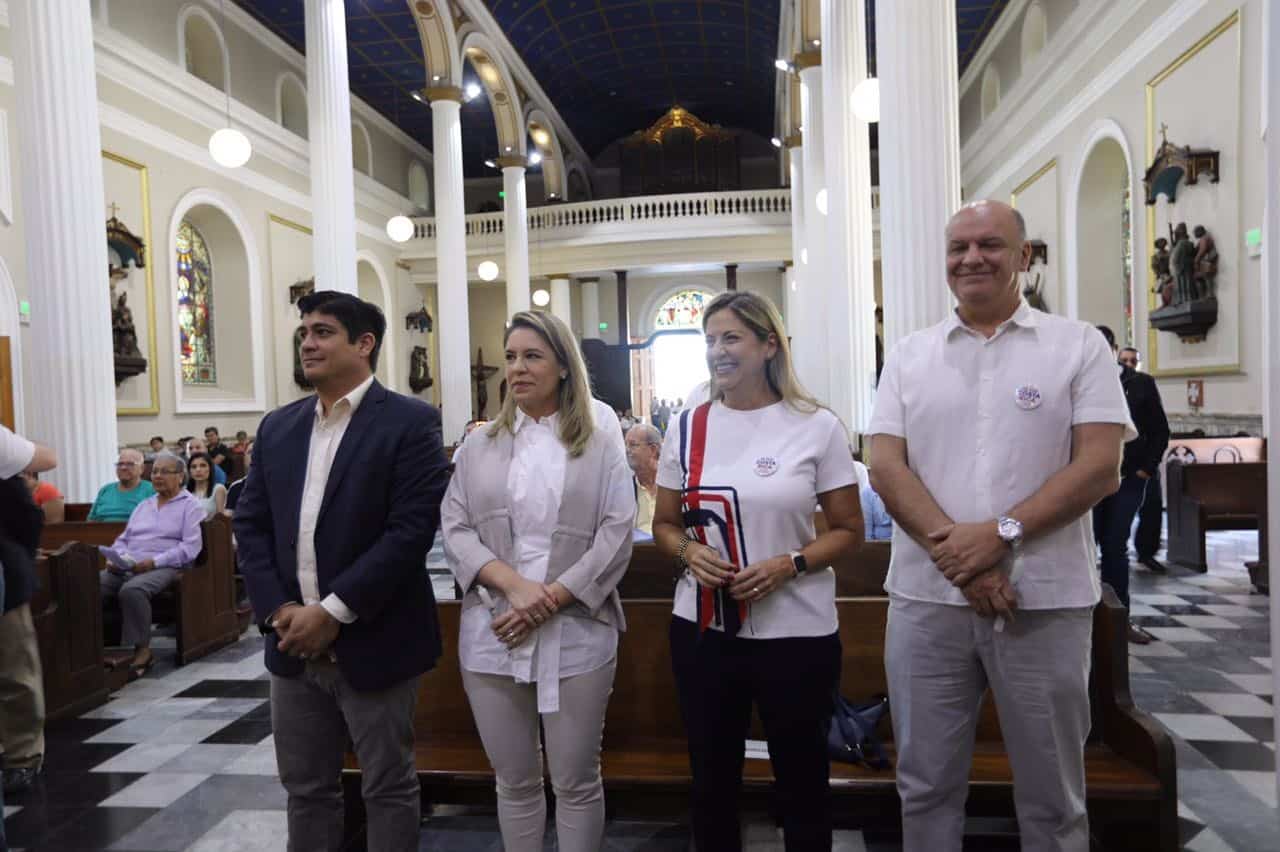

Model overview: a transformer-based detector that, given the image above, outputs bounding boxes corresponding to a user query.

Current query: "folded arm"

[153,502,205,569]
[867,434,953,550]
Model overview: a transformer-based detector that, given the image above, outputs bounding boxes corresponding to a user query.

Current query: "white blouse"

[458,408,618,713]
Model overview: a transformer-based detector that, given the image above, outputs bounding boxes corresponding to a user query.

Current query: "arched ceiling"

[232,1,1011,174]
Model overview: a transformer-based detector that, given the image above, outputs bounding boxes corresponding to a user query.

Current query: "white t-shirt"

[0,425,35,479]
[657,400,857,639]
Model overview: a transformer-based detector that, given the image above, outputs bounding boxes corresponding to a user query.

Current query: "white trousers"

[884,597,1093,852]
[461,659,615,852]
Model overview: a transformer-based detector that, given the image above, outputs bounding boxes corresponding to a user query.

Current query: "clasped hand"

[686,543,791,602]
[491,576,562,649]
[928,521,1017,621]
[275,603,340,659]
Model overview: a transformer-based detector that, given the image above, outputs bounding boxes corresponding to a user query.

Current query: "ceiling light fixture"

[208,0,251,169]
[465,82,482,101]
[484,159,497,169]
[532,288,551,307]
[815,188,829,216]
[771,136,783,148]
[386,214,414,243]
[411,90,423,102]
[851,77,881,123]
[529,151,543,166]
[478,261,500,281]
[774,59,791,71]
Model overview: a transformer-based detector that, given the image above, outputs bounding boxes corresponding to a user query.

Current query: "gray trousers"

[271,660,420,852]
[99,568,179,648]
[885,597,1093,852]
[461,660,615,852]
[0,604,45,769]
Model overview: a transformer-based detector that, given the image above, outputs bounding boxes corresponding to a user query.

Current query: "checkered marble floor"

[4,528,1275,850]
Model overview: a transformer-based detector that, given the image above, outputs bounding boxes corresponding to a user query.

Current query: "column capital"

[793,50,822,70]
[425,85,464,103]
[578,276,600,284]
[543,272,572,281]
[495,155,528,169]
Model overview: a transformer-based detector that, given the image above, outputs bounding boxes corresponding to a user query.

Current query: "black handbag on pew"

[827,692,891,770]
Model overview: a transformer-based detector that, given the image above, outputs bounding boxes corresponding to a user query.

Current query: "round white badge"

[754,456,779,477]
[1014,384,1043,410]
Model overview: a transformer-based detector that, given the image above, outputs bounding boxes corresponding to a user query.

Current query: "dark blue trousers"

[1093,474,1150,608]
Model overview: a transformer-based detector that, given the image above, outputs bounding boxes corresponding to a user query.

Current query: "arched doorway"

[1074,137,1134,344]
[642,289,712,420]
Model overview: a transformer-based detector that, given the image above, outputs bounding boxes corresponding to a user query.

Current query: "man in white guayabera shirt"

[867,200,1134,852]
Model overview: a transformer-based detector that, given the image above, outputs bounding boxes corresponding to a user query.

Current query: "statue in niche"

[1193,225,1219,299]
[471,348,498,419]
[112,291,143,360]
[1022,269,1049,313]
[409,345,433,394]
[1169,222,1196,305]
[1151,238,1174,307]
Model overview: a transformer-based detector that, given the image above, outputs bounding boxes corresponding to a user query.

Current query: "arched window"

[1021,3,1048,66]
[352,120,373,176]
[181,9,228,92]
[654,289,711,330]
[408,161,430,214]
[981,64,1002,120]
[176,220,216,385]
[278,73,308,139]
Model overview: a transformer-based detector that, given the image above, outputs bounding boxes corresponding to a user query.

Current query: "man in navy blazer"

[234,291,448,852]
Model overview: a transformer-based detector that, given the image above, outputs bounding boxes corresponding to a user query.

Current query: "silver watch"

[996,516,1024,550]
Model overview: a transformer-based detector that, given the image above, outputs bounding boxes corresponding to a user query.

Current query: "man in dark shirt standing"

[204,427,234,479]
[1095,328,1170,644]
[1120,347,1170,573]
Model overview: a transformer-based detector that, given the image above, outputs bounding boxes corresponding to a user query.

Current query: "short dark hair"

[150,435,164,444]
[1120,346,1140,359]
[1096,325,1116,348]
[204,426,219,437]
[297,290,386,371]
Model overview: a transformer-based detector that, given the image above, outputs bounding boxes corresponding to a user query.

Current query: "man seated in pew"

[868,201,1133,852]
[99,452,205,679]
[225,441,252,515]
[0,426,57,798]
[21,471,64,524]
[860,482,892,541]
[625,423,662,536]
[443,311,634,852]
[146,435,166,461]
[87,449,155,522]
[235,291,449,852]
[653,292,863,851]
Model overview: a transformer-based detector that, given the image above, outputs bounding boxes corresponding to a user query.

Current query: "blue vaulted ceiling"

[233,1,1010,175]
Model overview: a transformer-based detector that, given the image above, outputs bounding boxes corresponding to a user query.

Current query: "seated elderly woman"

[99,452,205,678]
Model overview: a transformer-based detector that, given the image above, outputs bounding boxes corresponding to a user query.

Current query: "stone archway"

[1070,125,1136,342]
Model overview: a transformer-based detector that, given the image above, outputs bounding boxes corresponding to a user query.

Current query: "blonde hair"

[703,291,822,414]
[487,311,597,457]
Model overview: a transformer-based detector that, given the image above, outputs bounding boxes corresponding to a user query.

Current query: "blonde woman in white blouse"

[441,311,635,852]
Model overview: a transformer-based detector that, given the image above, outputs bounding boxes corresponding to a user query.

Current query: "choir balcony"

[397,188,881,279]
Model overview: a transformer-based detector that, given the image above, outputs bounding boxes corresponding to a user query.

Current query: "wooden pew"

[64,503,92,522]
[38,515,241,665]
[343,590,1175,849]
[30,544,109,721]
[1165,461,1267,572]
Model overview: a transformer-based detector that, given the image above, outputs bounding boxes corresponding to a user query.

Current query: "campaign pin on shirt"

[754,456,779,477]
[1014,384,1043,411]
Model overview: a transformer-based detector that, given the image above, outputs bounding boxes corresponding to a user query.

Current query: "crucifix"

[1159,122,1170,147]
[471,347,499,419]
[107,202,121,220]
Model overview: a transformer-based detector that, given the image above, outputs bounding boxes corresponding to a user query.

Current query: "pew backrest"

[1167,461,1266,517]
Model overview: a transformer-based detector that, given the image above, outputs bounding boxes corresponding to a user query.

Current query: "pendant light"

[208,0,252,168]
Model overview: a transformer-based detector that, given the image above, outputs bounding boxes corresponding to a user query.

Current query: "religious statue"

[1169,222,1197,305]
[1151,237,1174,307]
[1193,225,1219,299]
[409,345,433,394]
[471,348,498,419]
[1021,268,1050,313]
[112,291,143,359]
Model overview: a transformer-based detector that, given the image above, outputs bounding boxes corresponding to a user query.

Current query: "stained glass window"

[176,220,216,385]
[654,290,710,330]
[1121,179,1134,346]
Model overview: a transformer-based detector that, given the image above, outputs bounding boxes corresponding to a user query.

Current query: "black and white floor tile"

[4,528,1275,850]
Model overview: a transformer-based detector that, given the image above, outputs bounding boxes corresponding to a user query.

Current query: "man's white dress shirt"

[0,425,35,479]
[868,301,1135,610]
[297,374,376,623]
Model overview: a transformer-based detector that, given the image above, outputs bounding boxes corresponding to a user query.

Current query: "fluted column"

[877,0,962,348]
[1261,0,1280,795]
[11,0,117,500]
[798,59,830,403]
[305,0,357,294]
[580,277,600,339]
[430,91,472,443]
[786,140,807,336]
[549,275,572,328]
[822,0,877,434]
[499,158,530,316]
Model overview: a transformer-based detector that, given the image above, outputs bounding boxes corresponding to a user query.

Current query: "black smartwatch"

[789,550,808,577]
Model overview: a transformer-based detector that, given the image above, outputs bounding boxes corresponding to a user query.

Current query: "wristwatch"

[789,550,809,577]
[996,516,1024,550]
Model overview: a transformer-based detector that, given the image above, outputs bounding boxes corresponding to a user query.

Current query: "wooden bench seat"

[1166,461,1267,572]
[30,544,109,721]
[344,589,1175,849]
[38,515,241,665]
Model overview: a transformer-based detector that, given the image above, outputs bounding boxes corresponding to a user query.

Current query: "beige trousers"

[885,597,1094,852]
[461,659,616,852]
[0,604,46,769]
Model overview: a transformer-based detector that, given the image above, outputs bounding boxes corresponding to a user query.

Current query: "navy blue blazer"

[233,380,449,691]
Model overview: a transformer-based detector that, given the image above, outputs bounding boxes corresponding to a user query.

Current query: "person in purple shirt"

[99,452,204,678]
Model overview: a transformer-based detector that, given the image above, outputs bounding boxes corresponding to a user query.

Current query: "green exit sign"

[498,191,506,199]
[598,322,609,331]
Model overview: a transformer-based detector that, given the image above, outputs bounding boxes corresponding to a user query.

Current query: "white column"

[305,0,357,294]
[431,93,472,444]
[877,0,962,348]
[787,142,807,340]
[500,161,531,316]
[11,0,118,501]
[798,63,831,404]
[822,0,877,435]
[549,276,572,328]
[1261,0,1280,801]
[580,277,600,339]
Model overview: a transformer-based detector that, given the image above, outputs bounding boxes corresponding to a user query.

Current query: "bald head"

[945,200,1032,318]
[948,200,1026,243]
[116,447,145,486]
